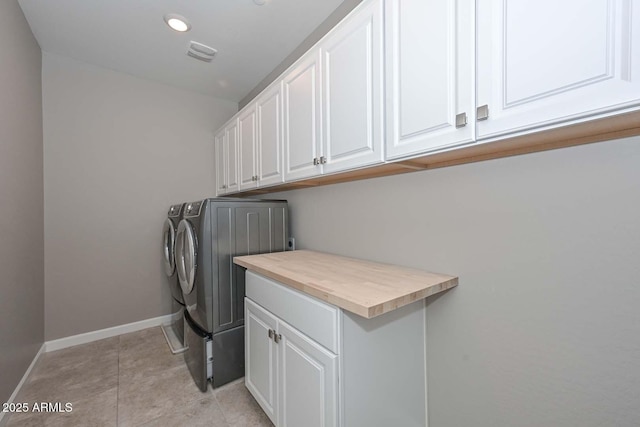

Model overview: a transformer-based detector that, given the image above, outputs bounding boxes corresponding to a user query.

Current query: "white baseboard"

[45,314,173,352]
[0,343,46,427]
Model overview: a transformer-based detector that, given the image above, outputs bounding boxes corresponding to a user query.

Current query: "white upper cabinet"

[239,83,285,191]
[284,0,384,182]
[385,0,475,160]
[283,50,322,182]
[239,105,258,191]
[214,129,227,195]
[215,119,239,196]
[476,0,640,139]
[225,119,240,193]
[321,0,384,174]
[216,0,640,194]
[257,83,284,187]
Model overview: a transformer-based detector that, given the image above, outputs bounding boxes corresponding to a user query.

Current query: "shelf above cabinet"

[234,250,458,319]
[227,109,640,197]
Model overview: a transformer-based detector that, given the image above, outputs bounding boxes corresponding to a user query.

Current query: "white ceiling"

[18,0,344,102]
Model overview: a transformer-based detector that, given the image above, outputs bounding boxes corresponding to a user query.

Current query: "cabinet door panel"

[279,321,338,427]
[257,84,284,186]
[238,104,257,190]
[245,299,278,425]
[477,0,640,139]
[322,0,383,173]
[225,120,240,193]
[386,0,475,159]
[239,106,258,190]
[283,51,322,181]
[214,131,226,195]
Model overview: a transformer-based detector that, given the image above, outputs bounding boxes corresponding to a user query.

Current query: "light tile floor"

[6,327,273,427]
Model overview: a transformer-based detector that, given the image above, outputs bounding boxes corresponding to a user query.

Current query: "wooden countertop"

[234,250,458,319]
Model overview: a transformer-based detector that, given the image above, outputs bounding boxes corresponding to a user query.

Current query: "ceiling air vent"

[187,41,217,63]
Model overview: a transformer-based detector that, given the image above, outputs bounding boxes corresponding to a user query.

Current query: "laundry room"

[2,0,640,426]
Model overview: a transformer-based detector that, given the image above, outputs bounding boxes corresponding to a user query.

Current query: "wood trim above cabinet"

[229,109,640,197]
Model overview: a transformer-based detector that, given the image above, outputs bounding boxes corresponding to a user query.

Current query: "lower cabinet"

[245,298,338,427]
[244,271,428,427]
[278,322,338,427]
[245,298,278,423]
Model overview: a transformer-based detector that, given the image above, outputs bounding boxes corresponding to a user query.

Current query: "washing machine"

[175,198,289,391]
[161,203,187,353]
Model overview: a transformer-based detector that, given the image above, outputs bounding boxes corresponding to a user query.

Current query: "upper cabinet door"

[214,130,227,195]
[257,83,284,187]
[225,119,240,193]
[321,0,384,174]
[239,105,258,191]
[283,50,322,182]
[476,0,640,139]
[385,0,475,160]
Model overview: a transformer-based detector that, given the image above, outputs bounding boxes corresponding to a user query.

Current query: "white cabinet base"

[245,271,427,427]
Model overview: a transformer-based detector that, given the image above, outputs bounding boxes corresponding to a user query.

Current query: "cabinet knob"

[268,329,274,339]
[320,156,327,164]
[274,333,282,343]
[313,157,319,166]
[477,105,489,121]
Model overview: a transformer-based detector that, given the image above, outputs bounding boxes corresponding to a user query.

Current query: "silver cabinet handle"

[477,105,489,121]
[313,158,319,165]
[455,112,467,128]
[268,329,274,339]
[320,156,327,164]
[274,333,282,343]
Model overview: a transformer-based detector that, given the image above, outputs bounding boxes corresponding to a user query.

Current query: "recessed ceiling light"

[164,14,191,32]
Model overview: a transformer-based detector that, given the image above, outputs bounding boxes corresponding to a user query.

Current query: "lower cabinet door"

[245,298,278,424]
[278,321,338,427]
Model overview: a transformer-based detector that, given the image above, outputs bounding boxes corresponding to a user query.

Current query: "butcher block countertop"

[233,250,458,319]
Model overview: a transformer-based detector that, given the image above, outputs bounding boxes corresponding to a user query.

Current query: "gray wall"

[42,53,237,340]
[239,0,363,109]
[268,137,640,426]
[0,0,44,405]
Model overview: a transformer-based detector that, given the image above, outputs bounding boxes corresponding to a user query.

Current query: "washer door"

[176,219,197,295]
[162,218,176,276]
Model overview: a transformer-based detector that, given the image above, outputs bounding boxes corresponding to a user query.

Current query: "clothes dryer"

[176,198,288,391]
